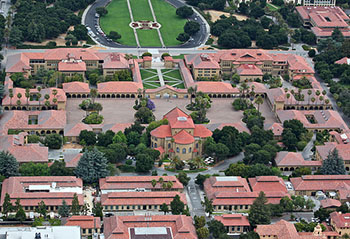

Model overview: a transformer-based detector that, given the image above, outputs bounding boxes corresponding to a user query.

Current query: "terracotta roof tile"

[173,130,195,144]
[65,216,101,229]
[248,176,287,193]
[62,82,90,94]
[214,214,250,227]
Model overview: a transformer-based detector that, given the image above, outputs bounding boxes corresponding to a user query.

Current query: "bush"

[27,135,41,143]
[161,53,170,59]
[83,113,104,124]
[308,49,316,57]
[302,45,311,51]
[296,141,307,151]
[44,134,62,149]
[125,159,132,165]
[117,164,135,172]
[142,52,152,57]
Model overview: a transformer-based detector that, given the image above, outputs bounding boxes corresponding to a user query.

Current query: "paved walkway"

[157,69,165,86]
[147,0,165,48]
[126,0,140,47]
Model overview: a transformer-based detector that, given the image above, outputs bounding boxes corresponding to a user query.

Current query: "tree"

[195,174,210,188]
[71,193,80,215]
[9,26,23,46]
[240,231,260,239]
[184,21,200,35]
[36,201,47,218]
[160,203,169,215]
[92,202,103,219]
[254,96,263,113]
[2,193,13,216]
[194,215,206,229]
[15,200,26,222]
[201,196,214,216]
[108,31,121,41]
[97,130,115,147]
[170,195,185,215]
[135,153,154,173]
[282,128,298,151]
[332,28,344,43]
[177,32,190,42]
[134,107,155,124]
[44,134,62,149]
[314,208,331,222]
[75,148,109,184]
[280,196,294,212]
[196,227,209,239]
[79,130,96,146]
[151,179,157,188]
[177,172,190,186]
[248,191,271,227]
[320,148,346,175]
[50,161,73,176]
[58,200,70,217]
[0,151,19,177]
[208,219,227,238]
[176,6,193,18]
[19,162,50,176]
[96,7,108,17]
[308,49,316,57]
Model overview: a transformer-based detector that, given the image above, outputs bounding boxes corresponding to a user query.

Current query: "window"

[182,148,186,154]
[176,147,179,153]
[152,142,154,147]
[88,229,92,234]
[196,143,199,148]
[168,143,171,148]
[189,147,192,153]
[155,143,157,148]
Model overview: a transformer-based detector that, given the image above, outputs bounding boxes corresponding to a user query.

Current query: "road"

[82,0,209,49]
[302,133,316,160]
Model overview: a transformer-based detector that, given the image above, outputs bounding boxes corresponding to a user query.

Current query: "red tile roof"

[62,82,90,94]
[97,82,140,94]
[195,82,237,94]
[65,216,101,229]
[102,123,132,134]
[173,130,195,144]
[193,125,212,138]
[335,57,350,65]
[320,198,341,208]
[1,176,83,206]
[99,176,184,191]
[291,175,350,192]
[64,123,93,137]
[256,220,301,238]
[316,142,350,162]
[42,49,100,61]
[101,191,187,206]
[214,214,250,227]
[64,153,82,168]
[275,151,322,167]
[264,123,283,136]
[58,61,86,72]
[204,176,251,199]
[102,53,129,69]
[236,64,263,76]
[184,54,220,69]
[150,125,172,138]
[164,107,195,129]
[248,176,287,193]
[330,212,350,228]
[103,215,197,239]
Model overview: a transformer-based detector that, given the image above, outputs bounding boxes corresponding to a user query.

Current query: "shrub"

[117,164,135,172]
[296,141,307,151]
[125,159,132,165]
[27,135,41,143]
[161,53,170,59]
[83,113,104,124]
[44,134,62,149]
[142,52,152,57]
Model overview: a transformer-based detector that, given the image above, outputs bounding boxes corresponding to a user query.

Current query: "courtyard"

[99,0,187,47]
[66,98,277,126]
[141,69,185,89]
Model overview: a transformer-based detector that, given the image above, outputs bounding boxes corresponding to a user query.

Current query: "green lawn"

[162,69,182,80]
[137,29,162,47]
[100,0,137,46]
[267,3,280,11]
[151,0,187,46]
[172,54,186,59]
[166,82,185,89]
[162,69,185,89]
[140,69,157,79]
[129,0,153,21]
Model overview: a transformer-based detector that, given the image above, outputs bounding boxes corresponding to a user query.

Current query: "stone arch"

[52,130,57,134]
[11,106,16,110]
[40,130,45,135]
[121,94,125,98]
[4,107,9,110]
[111,94,116,98]
[117,94,121,98]
[218,94,222,98]
[208,94,212,98]
[16,106,21,110]
[102,94,106,98]
[222,94,226,98]
[212,94,217,98]
[131,94,135,98]
[284,167,289,171]
[41,106,47,110]
[106,94,111,98]
[82,94,87,98]
[77,94,82,98]
[126,94,130,98]
[290,167,295,171]
[59,130,64,135]
[67,94,72,98]
[72,94,77,98]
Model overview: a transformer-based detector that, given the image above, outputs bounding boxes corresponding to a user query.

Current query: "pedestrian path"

[126,0,140,47]
[147,0,165,48]
[157,68,165,86]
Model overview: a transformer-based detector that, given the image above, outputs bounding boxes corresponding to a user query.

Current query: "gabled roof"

[65,216,101,229]
[330,211,350,228]
[248,176,287,193]
[173,130,195,144]
[275,151,322,167]
[164,107,195,129]
[101,53,130,69]
[58,61,86,72]
[236,64,263,76]
[64,123,93,137]
[194,82,237,94]
[316,142,350,161]
[214,214,250,227]
[256,220,300,239]
[150,125,172,138]
[97,82,141,93]
[62,82,90,94]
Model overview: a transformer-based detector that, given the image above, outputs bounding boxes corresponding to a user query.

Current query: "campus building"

[276,110,349,133]
[103,215,198,239]
[6,49,133,78]
[150,107,212,161]
[99,176,184,193]
[0,226,81,239]
[64,216,101,237]
[214,214,250,236]
[330,211,350,236]
[184,49,314,81]
[316,142,350,171]
[290,175,350,202]
[287,0,336,6]
[296,6,350,42]
[101,191,187,213]
[256,219,338,239]
[275,151,322,172]
[0,176,83,215]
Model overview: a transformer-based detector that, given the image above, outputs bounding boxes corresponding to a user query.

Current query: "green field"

[162,69,185,89]
[100,0,187,47]
[151,0,187,46]
[99,0,136,46]
[141,69,161,89]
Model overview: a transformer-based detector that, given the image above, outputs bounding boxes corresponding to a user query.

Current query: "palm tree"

[16,99,21,107]
[319,95,324,106]
[325,99,330,109]
[17,93,22,107]
[315,90,320,104]
[8,89,13,107]
[307,89,312,105]
[311,97,316,105]
[90,89,98,104]
[255,95,263,113]
[44,94,50,103]
[286,93,291,105]
[52,98,57,106]
[25,88,30,110]
[45,100,50,108]
[151,179,157,188]
[166,181,173,189]
[37,93,42,107]
[52,89,58,99]
[158,177,164,185]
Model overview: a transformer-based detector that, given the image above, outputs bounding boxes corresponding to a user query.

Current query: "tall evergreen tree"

[36,201,47,218]
[170,195,185,215]
[92,202,103,219]
[75,147,109,184]
[70,193,80,215]
[15,199,26,222]
[320,149,346,175]
[58,200,70,217]
[0,151,19,177]
[2,193,13,216]
[248,191,271,227]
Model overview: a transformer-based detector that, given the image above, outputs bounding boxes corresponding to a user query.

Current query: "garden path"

[126,0,140,47]
[147,0,165,48]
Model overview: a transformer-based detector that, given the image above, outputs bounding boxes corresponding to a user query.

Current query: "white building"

[0,226,81,239]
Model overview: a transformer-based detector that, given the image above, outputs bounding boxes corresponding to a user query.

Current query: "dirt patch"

[204,10,230,22]
[232,13,248,21]
[63,143,83,149]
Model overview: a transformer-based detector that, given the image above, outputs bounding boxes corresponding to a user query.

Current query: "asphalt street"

[83,0,209,49]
